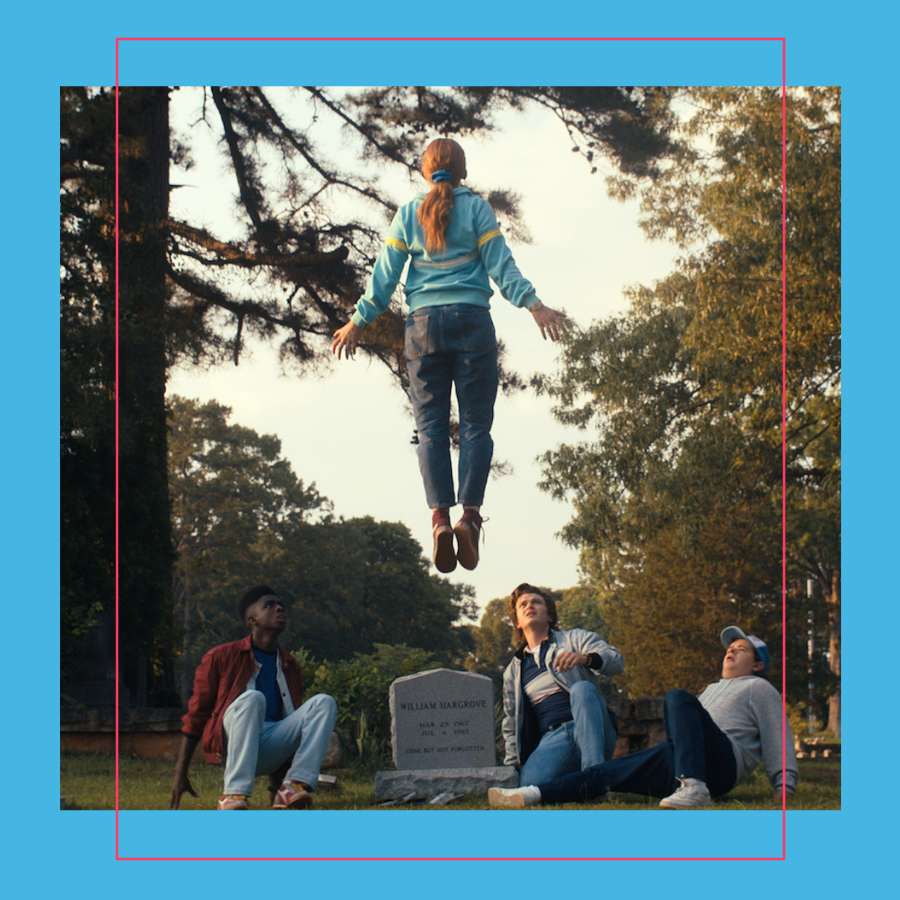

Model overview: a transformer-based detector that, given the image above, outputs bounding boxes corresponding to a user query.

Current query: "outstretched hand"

[531,305,569,341]
[169,774,198,810]
[331,321,362,360]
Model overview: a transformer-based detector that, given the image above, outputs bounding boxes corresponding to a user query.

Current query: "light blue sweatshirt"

[351,187,541,328]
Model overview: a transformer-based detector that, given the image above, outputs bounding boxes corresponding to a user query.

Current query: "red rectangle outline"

[113,35,790,862]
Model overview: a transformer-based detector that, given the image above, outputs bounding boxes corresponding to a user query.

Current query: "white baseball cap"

[721,625,770,673]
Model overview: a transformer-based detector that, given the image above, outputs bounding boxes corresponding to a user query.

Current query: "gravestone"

[375,668,517,801]
[390,668,496,769]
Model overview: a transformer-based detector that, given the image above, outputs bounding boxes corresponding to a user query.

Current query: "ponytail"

[417,139,467,254]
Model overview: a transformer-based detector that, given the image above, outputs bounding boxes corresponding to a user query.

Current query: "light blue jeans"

[519,681,618,786]
[222,690,338,797]
[405,304,498,508]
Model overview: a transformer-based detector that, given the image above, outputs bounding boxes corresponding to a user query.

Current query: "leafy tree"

[537,87,840,710]
[167,397,475,701]
[464,596,517,690]
[786,399,841,732]
[555,582,612,637]
[280,516,477,665]
[168,394,329,700]
[585,509,783,698]
[61,85,674,701]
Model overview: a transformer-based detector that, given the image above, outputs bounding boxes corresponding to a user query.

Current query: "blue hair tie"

[431,170,453,184]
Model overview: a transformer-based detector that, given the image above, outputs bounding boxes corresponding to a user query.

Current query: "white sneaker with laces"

[659,777,711,809]
[488,786,540,809]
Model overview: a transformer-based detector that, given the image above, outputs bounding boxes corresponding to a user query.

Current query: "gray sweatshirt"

[698,675,798,793]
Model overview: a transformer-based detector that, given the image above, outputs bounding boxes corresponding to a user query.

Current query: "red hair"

[417,139,466,253]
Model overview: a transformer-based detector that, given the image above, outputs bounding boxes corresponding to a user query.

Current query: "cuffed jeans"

[519,681,619,785]
[535,689,738,805]
[405,304,498,508]
[222,690,338,797]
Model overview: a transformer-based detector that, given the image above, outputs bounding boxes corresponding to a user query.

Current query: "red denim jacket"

[181,635,305,764]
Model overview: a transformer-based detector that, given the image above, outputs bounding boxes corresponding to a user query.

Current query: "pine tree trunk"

[117,86,176,707]
[180,579,194,706]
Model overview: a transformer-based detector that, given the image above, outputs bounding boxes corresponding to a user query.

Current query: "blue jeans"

[535,689,738,804]
[405,304,498,508]
[222,690,338,797]
[519,682,618,785]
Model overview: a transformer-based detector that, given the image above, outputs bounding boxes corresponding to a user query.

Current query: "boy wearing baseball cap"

[489,625,797,809]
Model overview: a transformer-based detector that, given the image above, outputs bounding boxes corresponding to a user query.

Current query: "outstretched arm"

[169,734,201,809]
[530,303,569,342]
[340,211,409,346]
[331,321,362,360]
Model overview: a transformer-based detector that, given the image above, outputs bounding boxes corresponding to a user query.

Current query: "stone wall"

[608,696,666,757]
[61,700,669,762]
[61,708,186,759]
[60,707,344,767]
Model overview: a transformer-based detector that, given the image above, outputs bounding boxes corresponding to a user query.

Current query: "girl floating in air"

[332,139,567,573]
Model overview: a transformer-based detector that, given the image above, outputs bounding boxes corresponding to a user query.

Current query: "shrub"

[301,644,440,762]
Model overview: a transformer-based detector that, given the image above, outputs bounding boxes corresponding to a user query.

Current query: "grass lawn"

[61,752,840,811]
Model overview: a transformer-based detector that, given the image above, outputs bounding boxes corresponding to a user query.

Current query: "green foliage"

[168,398,476,701]
[304,644,440,762]
[349,86,675,180]
[537,88,840,700]
[786,702,823,741]
[464,597,516,686]
[168,394,330,700]
[279,515,477,664]
[555,583,611,637]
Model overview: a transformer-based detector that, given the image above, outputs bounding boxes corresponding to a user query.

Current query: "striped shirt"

[522,642,572,734]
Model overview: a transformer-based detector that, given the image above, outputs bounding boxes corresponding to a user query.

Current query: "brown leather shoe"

[453,508,483,570]
[432,508,456,573]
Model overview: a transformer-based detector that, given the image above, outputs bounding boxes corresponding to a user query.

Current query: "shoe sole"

[658,799,711,809]
[273,793,313,810]
[488,788,525,809]
[454,524,479,570]
[434,528,456,573]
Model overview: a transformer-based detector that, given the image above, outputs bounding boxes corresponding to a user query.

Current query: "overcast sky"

[166,87,681,618]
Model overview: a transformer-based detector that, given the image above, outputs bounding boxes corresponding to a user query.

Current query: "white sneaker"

[659,777,711,809]
[488,786,539,809]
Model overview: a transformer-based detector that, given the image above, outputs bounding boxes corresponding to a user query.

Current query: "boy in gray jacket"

[490,625,797,809]
[501,583,625,786]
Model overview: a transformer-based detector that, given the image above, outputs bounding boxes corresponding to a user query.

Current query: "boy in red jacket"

[169,585,337,810]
